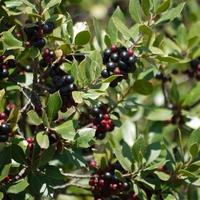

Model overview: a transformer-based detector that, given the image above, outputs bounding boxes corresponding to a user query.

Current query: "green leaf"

[132,135,147,163]
[155,0,170,14]
[157,56,180,63]
[189,143,199,159]
[94,152,108,170]
[36,131,49,149]
[129,0,142,23]
[42,0,62,10]
[0,163,11,181]
[102,74,122,83]
[182,82,200,107]
[188,128,200,150]
[171,81,179,104]
[147,108,173,121]
[112,17,132,38]
[179,169,196,178]
[45,165,65,180]
[31,172,53,196]
[108,7,125,45]
[145,142,161,165]
[72,91,84,104]
[177,24,188,49]
[53,120,78,140]
[66,149,87,168]
[27,110,43,125]
[152,0,162,12]
[2,31,24,52]
[74,30,91,46]
[11,144,26,164]
[113,148,132,172]
[30,47,40,58]
[92,16,102,48]
[133,79,154,95]
[141,0,150,16]
[21,0,35,7]
[7,180,29,194]
[0,192,3,199]
[89,50,102,78]
[155,3,185,26]
[145,160,169,170]
[46,91,62,122]
[139,24,153,35]
[75,128,95,148]
[38,145,55,167]
[154,171,170,181]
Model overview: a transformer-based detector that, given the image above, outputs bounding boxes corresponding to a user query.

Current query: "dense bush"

[0,0,200,199]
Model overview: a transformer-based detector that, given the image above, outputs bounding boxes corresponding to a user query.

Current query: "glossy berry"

[106,62,116,71]
[0,69,9,78]
[111,45,118,52]
[39,59,48,68]
[128,49,134,56]
[62,74,74,84]
[26,138,33,143]
[89,159,97,168]
[120,51,129,62]
[42,22,54,34]
[34,38,46,48]
[101,69,110,78]
[25,65,32,72]
[103,49,112,58]
[49,50,55,59]
[110,53,119,62]
[91,107,101,117]
[128,55,137,66]
[118,60,127,70]
[95,132,106,140]
[67,83,77,92]
[104,172,112,181]
[7,59,17,68]
[0,123,10,133]
[0,134,8,142]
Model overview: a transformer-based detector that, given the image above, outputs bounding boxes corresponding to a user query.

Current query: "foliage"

[0,0,200,199]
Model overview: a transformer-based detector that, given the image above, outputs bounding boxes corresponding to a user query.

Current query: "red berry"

[110,45,118,52]
[103,114,110,120]
[98,179,105,187]
[113,68,121,74]
[28,143,34,150]
[42,51,48,59]
[26,138,33,143]
[89,178,95,186]
[100,119,107,126]
[45,56,52,63]
[0,112,6,120]
[16,33,23,39]
[89,159,97,168]
[4,176,10,182]
[105,124,111,131]
[2,65,8,69]
[8,132,14,137]
[128,49,134,56]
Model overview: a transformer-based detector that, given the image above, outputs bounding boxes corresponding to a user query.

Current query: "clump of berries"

[23,20,55,48]
[155,71,172,83]
[39,48,57,68]
[0,122,10,142]
[101,45,137,87]
[89,160,138,200]
[50,73,78,112]
[90,101,116,140]
[0,55,18,79]
[182,59,200,80]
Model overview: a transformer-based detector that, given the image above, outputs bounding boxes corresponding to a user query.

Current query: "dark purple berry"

[0,123,10,134]
[67,83,77,92]
[34,38,46,48]
[109,79,118,87]
[62,75,74,84]
[91,107,101,117]
[110,53,119,62]
[55,80,64,89]
[59,87,69,95]
[0,134,8,142]
[42,22,54,34]
[52,76,61,84]
[103,172,112,181]
[96,132,106,140]
[7,59,17,68]
[103,49,112,58]
[49,50,55,59]
[120,51,129,62]
[128,55,137,66]
[0,69,9,78]
[106,62,116,71]
[101,69,110,78]
[39,59,48,68]
[25,65,32,72]
[117,46,127,54]
[118,60,127,70]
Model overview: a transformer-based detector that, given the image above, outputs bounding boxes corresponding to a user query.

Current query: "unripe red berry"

[110,45,118,52]
[128,49,134,56]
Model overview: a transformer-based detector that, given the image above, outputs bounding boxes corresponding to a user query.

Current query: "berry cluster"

[101,45,137,87]
[23,20,54,48]
[90,102,115,140]
[182,59,200,80]
[89,160,139,200]
[0,123,10,142]
[50,73,78,112]
[155,71,172,83]
[39,48,56,68]
[0,55,18,79]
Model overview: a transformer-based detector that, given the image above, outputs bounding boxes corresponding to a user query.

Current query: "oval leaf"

[74,30,91,45]
[133,79,153,95]
[36,131,49,149]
